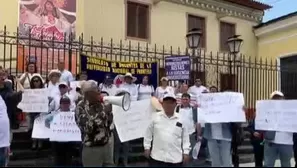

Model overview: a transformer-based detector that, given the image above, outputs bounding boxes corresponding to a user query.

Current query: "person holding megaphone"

[75,80,114,167]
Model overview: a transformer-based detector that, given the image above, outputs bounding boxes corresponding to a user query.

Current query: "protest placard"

[32,114,50,139]
[255,100,297,133]
[197,92,246,123]
[113,99,153,142]
[50,112,81,142]
[17,89,49,113]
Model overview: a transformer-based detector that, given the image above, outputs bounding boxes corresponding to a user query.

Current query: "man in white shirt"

[188,79,208,96]
[58,60,74,83]
[176,84,196,106]
[144,93,190,167]
[264,91,293,167]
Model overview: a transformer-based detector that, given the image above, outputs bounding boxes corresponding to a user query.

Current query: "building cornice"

[255,15,297,37]
[156,0,264,23]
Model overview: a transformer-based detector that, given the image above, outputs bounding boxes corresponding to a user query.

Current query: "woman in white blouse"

[137,76,154,100]
[19,62,43,89]
[46,70,61,99]
[154,77,175,101]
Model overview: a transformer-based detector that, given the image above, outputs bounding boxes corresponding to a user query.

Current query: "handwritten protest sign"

[255,100,297,133]
[32,114,50,139]
[50,112,81,142]
[17,89,49,113]
[113,99,153,142]
[197,92,246,123]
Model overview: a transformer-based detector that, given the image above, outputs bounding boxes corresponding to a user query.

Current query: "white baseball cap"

[270,91,284,99]
[162,92,176,101]
[58,81,68,87]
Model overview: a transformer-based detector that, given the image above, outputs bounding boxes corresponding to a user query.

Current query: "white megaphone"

[102,91,131,111]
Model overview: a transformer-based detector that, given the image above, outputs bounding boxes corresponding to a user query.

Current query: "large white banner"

[113,99,154,142]
[32,114,50,139]
[17,89,49,113]
[255,100,297,133]
[50,112,81,142]
[197,92,246,123]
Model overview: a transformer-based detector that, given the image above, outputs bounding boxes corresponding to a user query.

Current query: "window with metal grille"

[220,22,235,52]
[187,15,206,48]
[126,1,149,39]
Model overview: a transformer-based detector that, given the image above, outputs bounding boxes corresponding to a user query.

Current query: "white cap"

[270,91,284,99]
[58,81,68,87]
[162,92,176,101]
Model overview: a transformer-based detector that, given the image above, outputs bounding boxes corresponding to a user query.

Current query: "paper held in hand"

[197,92,246,123]
[17,89,49,113]
[255,100,297,133]
[50,112,82,142]
[113,99,154,143]
[32,114,50,139]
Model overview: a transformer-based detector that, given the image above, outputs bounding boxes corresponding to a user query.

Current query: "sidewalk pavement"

[240,158,295,167]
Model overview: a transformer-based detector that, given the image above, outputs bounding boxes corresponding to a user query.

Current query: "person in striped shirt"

[176,83,197,106]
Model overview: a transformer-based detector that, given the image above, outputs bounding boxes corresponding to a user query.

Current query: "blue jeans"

[264,142,293,167]
[0,147,7,167]
[207,139,232,167]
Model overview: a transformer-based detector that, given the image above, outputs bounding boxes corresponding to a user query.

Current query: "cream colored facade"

[255,12,297,100]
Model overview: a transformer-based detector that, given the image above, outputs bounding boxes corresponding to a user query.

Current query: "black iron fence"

[1,26,297,114]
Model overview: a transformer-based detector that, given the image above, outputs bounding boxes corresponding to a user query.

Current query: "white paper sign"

[18,89,49,113]
[255,100,297,133]
[197,92,246,123]
[50,112,82,142]
[113,99,153,143]
[32,114,50,139]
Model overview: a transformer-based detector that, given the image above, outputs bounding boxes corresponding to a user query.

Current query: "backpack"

[175,105,198,124]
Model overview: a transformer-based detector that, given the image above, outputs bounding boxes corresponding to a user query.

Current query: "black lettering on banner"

[86,56,154,75]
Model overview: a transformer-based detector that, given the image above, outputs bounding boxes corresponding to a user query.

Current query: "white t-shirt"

[60,70,74,83]
[137,84,154,100]
[273,132,293,145]
[211,123,231,141]
[179,107,195,135]
[155,86,175,100]
[188,85,208,96]
[0,97,10,148]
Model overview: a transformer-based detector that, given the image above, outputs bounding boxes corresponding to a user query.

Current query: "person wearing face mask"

[263,91,293,167]
[188,79,208,96]
[99,74,117,96]
[137,76,154,100]
[144,92,190,167]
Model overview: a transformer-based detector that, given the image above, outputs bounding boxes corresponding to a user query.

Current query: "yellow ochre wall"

[83,0,258,58]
